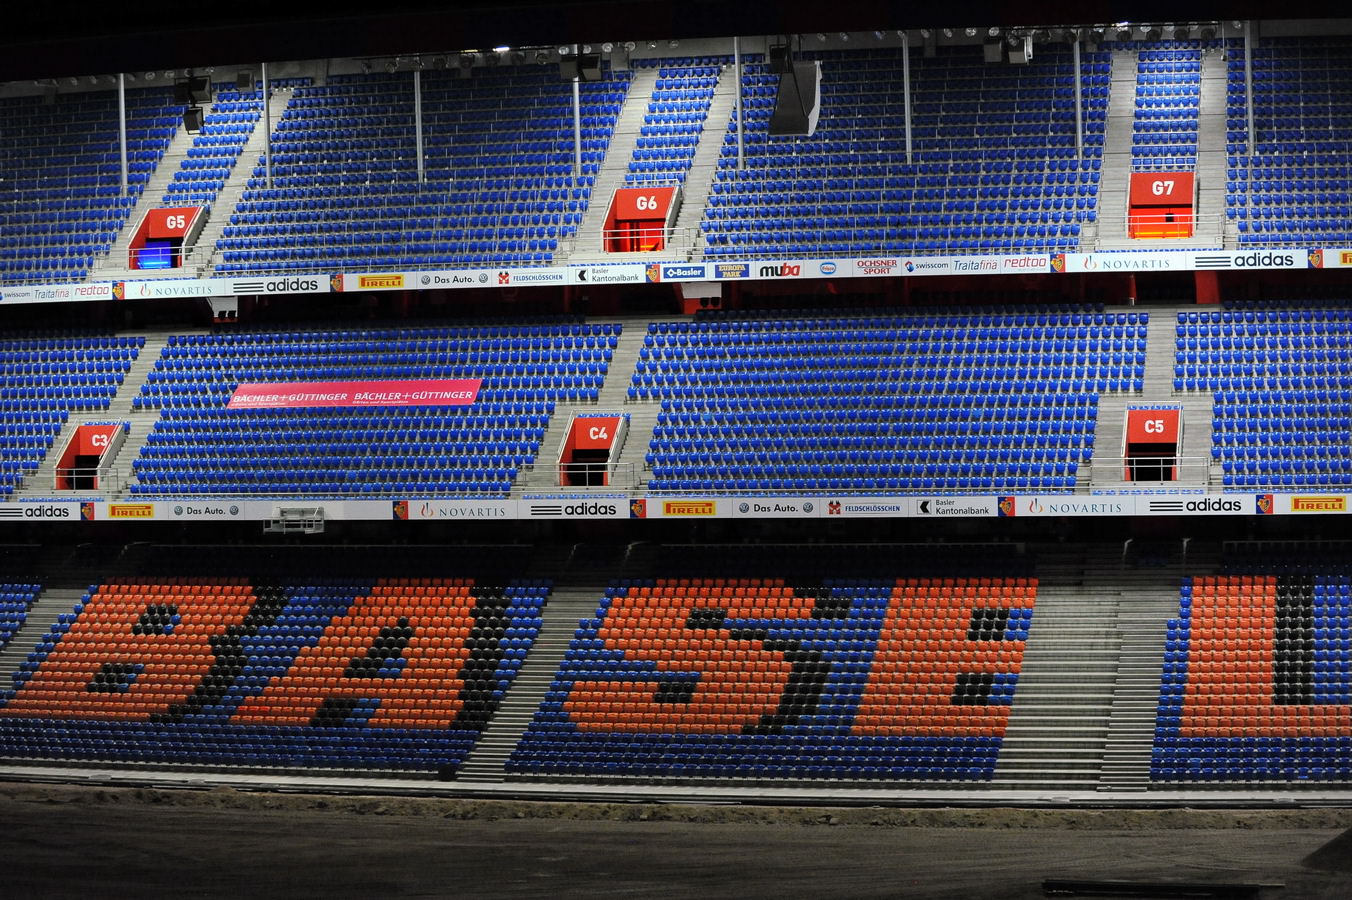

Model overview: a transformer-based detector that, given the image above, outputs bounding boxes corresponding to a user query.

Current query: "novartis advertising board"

[7,248,1350,307]
[6,493,1345,523]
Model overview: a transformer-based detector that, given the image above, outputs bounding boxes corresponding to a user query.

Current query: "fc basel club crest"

[111,282,125,301]
[1049,253,1066,274]
[629,498,647,519]
[1256,494,1274,515]
[329,273,344,292]
[392,500,409,520]
[998,496,1016,517]
[1308,249,1324,269]
[645,264,662,283]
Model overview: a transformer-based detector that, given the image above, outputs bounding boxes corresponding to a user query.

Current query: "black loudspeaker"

[769,61,822,136]
[236,71,251,91]
[578,53,602,81]
[768,43,792,74]
[173,80,192,103]
[183,107,205,132]
[561,53,602,82]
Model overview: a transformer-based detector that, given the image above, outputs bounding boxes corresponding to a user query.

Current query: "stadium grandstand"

[1,4,1351,850]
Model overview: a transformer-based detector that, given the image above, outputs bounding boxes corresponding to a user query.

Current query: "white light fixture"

[144,72,155,80]
[988,27,1000,37]
[623,41,636,52]
[493,45,510,52]
[965,27,977,37]
[942,28,954,38]
[601,42,614,53]
[558,46,572,55]
[838,32,849,41]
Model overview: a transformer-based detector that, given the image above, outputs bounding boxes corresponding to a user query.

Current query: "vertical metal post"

[572,45,583,182]
[901,34,913,164]
[734,36,744,171]
[1243,21,1256,157]
[261,62,273,190]
[117,73,129,195]
[414,69,425,184]
[1072,37,1084,156]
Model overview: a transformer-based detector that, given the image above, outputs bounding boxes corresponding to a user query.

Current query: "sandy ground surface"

[0,783,1349,899]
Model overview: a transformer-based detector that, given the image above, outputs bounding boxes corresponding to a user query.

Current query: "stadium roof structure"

[0,0,1311,82]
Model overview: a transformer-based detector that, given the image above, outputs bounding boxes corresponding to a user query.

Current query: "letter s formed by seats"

[564,585,803,733]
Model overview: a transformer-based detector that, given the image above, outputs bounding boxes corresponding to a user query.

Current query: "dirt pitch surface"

[1,783,1350,899]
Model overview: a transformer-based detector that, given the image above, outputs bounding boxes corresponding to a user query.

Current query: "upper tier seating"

[159,85,266,210]
[0,333,143,498]
[1129,47,1201,171]
[624,57,725,187]
[700,46,1109,259]
[1228,37,1352,246]
[128,320,618,496]
[1173,304,1352,491]
[214,66,630,275]
[1154,548,1352,783]
[0,87,182,285]
[511,544,1035,781]
[634,308,1145,494]
[0,545,548,774]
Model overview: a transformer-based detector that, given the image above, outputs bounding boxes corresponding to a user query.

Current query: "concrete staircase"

[566,67,661,261]
[11,333,176,501]
[455,542,627,781]
[86,125,196,283]
[1094,49,1227,252]
[514,317,665,494]
[1089,304,1214,491]
[1088,50,1138,250]
[1097,541,1218,790]
[0,543,127,687]
[186,89,294,277]
[565,62,734,265]
[1196,48,1230,249]
[993,546,1120,788]
[675,70,736,262]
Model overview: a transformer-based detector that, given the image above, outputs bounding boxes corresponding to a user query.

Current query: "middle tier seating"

[0,333,143,498]
[634,308,1146,494]
[129,321,618,496]
[1173,304,1352,491]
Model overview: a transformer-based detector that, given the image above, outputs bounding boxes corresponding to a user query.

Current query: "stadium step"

[455,543,626,780]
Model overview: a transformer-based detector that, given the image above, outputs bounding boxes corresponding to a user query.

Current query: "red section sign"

[1128,173,1195,205]
[572,416,621,450]
[144,207,203,239]
[1126,408,1180,443]
[611,186,677,220]
[75,424,120,457]
[227,379,481,409]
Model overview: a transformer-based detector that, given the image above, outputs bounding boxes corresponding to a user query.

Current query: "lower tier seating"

[1154,563,1352,783]
[0,568,548,774]
[512,548,1035,781]
[0,582,40,651]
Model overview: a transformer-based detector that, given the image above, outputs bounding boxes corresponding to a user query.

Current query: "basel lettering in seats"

[511,577,1035,780]
[0,577,547,773]
[1153,573,1352,782]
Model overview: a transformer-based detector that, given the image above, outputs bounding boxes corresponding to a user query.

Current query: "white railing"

[1086,456,1213,483]
[52,466,125,492]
